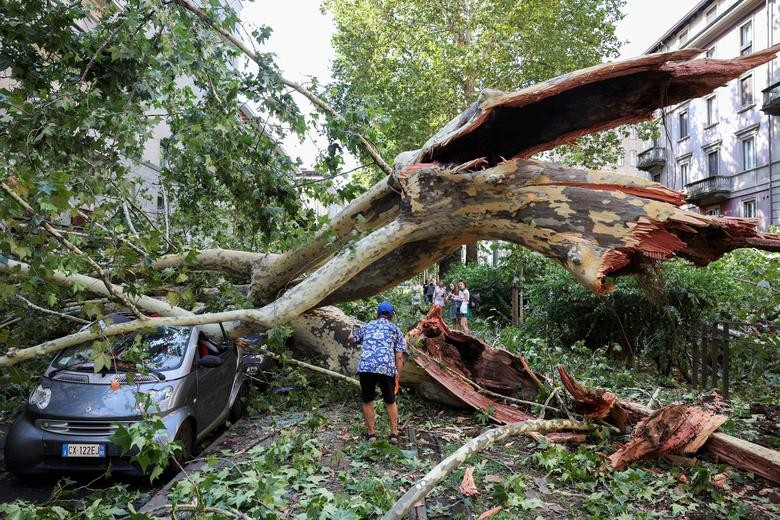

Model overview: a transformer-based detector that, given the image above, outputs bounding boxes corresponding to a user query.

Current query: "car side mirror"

[198,355,223,368]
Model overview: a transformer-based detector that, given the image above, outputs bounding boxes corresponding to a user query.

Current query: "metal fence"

[690,320,777,400]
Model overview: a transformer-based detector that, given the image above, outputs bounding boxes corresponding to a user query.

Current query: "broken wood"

[459,466,479,497]
[607,404,727,471]
[561,371,780,484]
[558,365,628,432]
[381,418,591,520]
[405,307,548,423]
[545,432,587,445]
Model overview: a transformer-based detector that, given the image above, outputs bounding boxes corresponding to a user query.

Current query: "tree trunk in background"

[465,242,479,264]
[438,246,463,281]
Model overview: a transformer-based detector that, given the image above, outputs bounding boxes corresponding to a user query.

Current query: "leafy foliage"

[325,0,627,171]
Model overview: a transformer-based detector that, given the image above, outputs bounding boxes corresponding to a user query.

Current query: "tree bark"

[562,370,780,484]
[465,242,479,265]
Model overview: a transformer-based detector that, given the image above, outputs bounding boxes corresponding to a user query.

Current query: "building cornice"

[645,0,764,54]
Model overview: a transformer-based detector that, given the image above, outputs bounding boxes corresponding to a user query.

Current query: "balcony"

[684,176,731,205]
[761,80,780,115]
[637,146,666,171]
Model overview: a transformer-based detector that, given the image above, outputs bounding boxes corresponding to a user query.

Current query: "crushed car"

[4,313,248,477]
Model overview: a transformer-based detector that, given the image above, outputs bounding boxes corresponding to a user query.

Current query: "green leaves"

[325,0,626,164]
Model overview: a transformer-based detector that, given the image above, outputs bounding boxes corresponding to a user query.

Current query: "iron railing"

[684,175,731,202]
[637,146,666,171]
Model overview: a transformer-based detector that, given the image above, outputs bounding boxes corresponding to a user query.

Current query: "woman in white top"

[457,280,470,333]
[433,280,447,307]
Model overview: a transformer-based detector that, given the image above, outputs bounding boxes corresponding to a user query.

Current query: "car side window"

[197,333,231,359]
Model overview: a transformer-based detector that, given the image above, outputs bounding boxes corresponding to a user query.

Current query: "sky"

[241,0,701,169]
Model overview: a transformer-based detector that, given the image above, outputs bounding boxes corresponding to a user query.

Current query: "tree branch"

[258,347,359,387]
[251,175,400,302]
[0,257,189,318]
[172,0,393,176]
[0,308,260,367]
[150,249,268,275]
[15,295,90,324]
[1,181,147,319]
[381,418,592,520]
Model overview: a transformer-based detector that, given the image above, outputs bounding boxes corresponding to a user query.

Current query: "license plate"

[61,443,106,458]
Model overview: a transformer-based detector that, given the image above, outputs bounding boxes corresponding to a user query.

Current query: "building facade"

[637,0,780,229]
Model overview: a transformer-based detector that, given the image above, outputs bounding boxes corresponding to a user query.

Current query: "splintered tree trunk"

[560,369,780,484]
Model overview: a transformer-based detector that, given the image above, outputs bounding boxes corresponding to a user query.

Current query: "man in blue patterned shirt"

[348,301,407,444]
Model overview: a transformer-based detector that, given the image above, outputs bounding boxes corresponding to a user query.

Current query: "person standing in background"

[433,279,446,308]
[447,282,460,329]
[458,279,470,333]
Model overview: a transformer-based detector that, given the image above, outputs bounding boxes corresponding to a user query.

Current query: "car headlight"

[135,386,174,413]
[29,384,51,410]
[151,386,174,405]
[245,365,259,376]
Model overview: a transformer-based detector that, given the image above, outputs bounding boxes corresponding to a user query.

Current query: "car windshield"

[54,327,192,372]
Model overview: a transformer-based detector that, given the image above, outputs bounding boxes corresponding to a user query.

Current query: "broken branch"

[14,295,90,325]
[381,418,591,520]
[258,347,359,387]
[1,181,146,320]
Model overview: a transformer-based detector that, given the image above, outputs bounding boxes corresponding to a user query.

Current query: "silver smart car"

[4,313,248,477]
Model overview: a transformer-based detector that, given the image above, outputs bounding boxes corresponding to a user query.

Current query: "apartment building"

[637,0,780,229]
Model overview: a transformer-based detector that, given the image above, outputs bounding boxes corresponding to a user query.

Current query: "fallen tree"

[4,48,780,371]
[393,309,780,484]
[2,4,780,426]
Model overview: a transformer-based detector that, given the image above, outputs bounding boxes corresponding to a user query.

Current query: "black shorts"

[359,372,396,404]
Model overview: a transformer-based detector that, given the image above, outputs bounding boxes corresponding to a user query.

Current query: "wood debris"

[607,404,727,471]
[459,466,479,497]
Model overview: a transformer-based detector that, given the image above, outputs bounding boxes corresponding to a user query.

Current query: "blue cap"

[377,301,394,316]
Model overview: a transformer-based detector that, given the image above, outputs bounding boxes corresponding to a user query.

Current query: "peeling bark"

[405,307,547,423]
[608,404,727,471]
[558,365,628,432]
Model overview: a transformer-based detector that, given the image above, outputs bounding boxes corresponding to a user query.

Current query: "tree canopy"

[325,0,627,174]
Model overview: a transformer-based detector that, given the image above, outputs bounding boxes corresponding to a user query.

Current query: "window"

[618,153,624,167]
[679,161,690,187]
[740,75,753,107]
[741,136,756,170]
[629,150,638,167]
[705,95,717,126]
[742,199,757,218]
[740,21,753,55]
[706,46,716,58]
[705,5,717,24]
[653,173,662,184]
[707,150,719,176]
[678,111,688,139]
[706,207,721,216]
[678,28,688,48]
[160,138,170,169]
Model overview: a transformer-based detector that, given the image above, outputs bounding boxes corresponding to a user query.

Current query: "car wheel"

[229,382,249,423]
[172,419,195,467]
